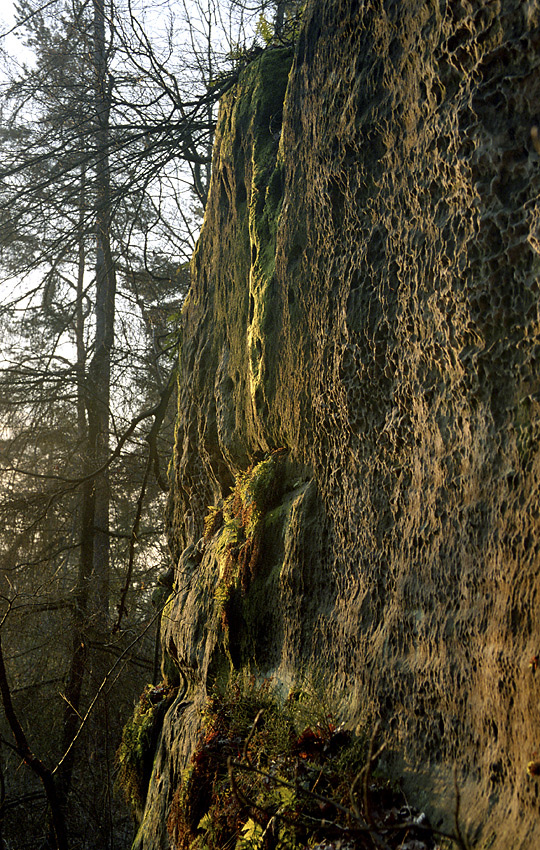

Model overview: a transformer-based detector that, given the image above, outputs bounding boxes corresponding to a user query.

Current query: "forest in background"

[0,2,301,847]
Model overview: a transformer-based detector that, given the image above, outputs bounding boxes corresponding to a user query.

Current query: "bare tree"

[0,0,299,844]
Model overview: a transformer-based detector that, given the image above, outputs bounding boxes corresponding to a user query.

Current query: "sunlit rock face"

[134,1,540,847]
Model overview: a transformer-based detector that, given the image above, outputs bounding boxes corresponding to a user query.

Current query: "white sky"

[0,1,32,55]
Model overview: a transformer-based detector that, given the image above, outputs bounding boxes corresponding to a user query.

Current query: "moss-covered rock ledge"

[168,46,293,553]
[137,1,540,848]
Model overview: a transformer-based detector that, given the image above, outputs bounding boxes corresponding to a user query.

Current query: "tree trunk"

[56,3,116,812]
[0,632,69,850]
[89,0,115,629]
[56,165,93,815]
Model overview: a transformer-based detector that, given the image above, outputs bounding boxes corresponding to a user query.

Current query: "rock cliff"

[133,1,540,847]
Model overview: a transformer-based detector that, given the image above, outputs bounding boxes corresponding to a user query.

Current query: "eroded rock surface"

[135,1,540,847]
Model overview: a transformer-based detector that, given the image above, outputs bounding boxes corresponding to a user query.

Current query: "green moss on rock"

[116,684,177,820]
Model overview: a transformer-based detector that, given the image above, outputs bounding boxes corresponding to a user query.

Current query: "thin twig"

[227,756,271,826]
[52,583,185,776]
[243,709,264,766]
[363,720,381,829]
[3,361,177,488]
[113,451,152,633]
[229,758,366,822]
[349,741,387,820]
[229,756,465,848]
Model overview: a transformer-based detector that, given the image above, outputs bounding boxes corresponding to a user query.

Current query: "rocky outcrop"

[134,1,540,847]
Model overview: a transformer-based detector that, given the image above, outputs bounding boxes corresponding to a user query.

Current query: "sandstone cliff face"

[135,1,540,847]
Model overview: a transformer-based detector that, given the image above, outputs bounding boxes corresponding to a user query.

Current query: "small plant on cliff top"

[255,2,304,47]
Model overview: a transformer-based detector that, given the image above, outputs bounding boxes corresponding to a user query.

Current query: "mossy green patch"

[116,683,177,820]
[209,450,285,610]
[201,451,288,667]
